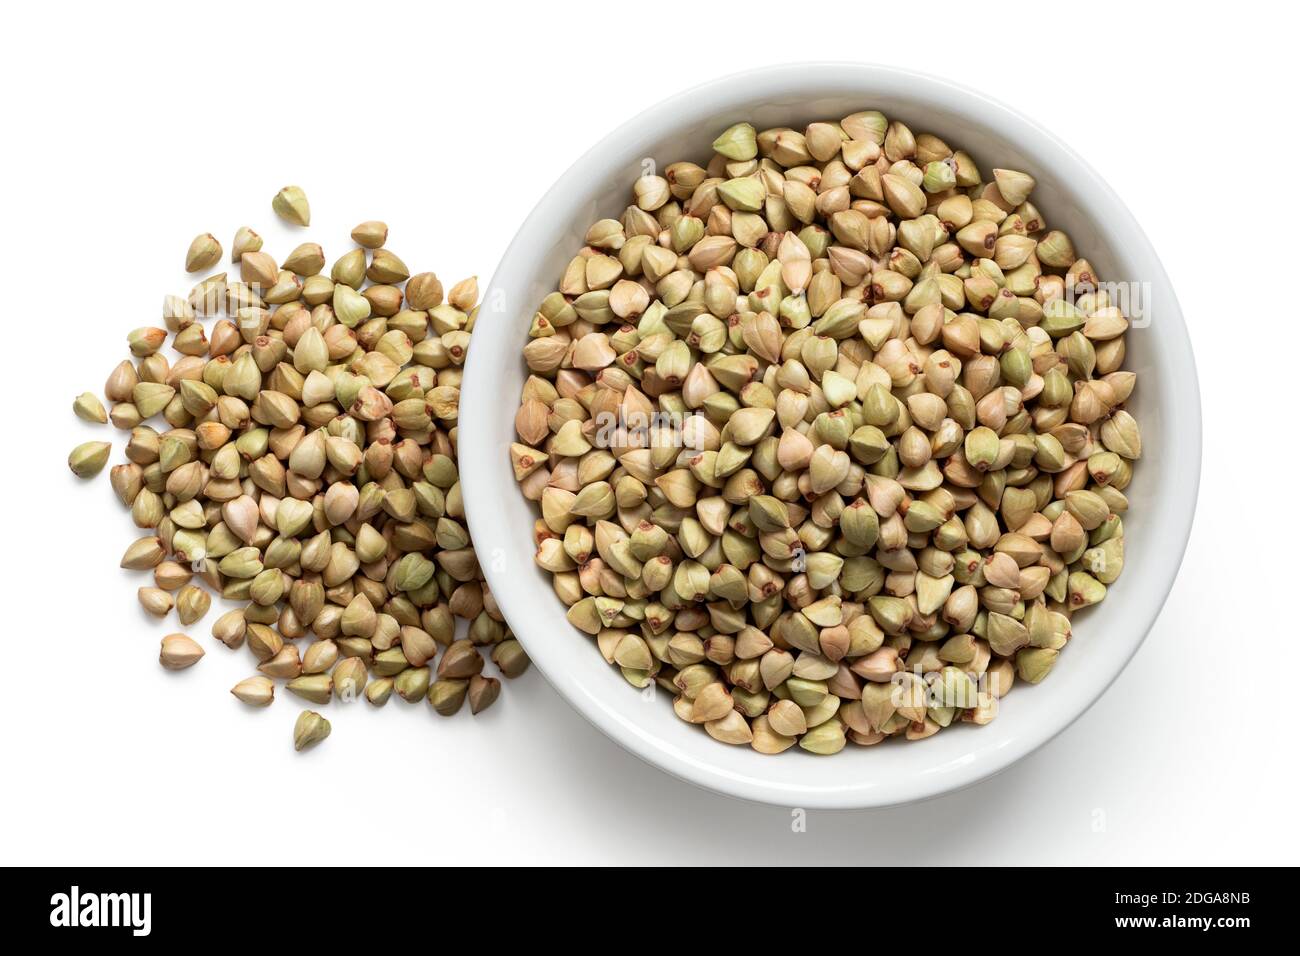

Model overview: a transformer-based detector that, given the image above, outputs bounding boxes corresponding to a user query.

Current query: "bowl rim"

[461,62,1202,808]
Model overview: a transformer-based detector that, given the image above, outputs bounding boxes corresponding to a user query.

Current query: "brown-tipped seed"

[120,535,165,570]
[231,226,262,262]
[185,233,222,273]
[69,441,111,478]
[272,185,310,226]
[365,677,394,706]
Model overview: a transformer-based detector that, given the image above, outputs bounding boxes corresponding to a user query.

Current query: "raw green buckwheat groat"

[513,113,1138,755]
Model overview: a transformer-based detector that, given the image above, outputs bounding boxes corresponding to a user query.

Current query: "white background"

[2,1,1293,865]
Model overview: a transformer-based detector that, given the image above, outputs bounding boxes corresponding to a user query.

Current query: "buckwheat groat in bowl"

[460,64,1199,808]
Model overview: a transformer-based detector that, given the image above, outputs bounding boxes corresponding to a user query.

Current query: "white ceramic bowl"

[461,63,1200,808]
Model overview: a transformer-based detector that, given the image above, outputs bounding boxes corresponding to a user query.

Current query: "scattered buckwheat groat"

[69,440,112,478]
[271,186,311,227]
[515,112,1137,755]
[71,195,528,751]
[293,710,330,751]
[159,633,205,670]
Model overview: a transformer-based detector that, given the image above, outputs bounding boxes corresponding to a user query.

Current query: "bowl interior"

[461,65,1199,807]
